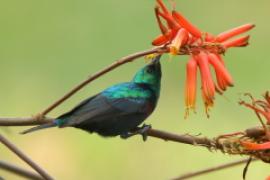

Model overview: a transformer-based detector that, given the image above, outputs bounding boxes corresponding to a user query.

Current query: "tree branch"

[0,117,216,149]
[0,117,52,126]
[39,47,167,116]
[0,134,54,180]
[1,116,269,179]
[0,161,43,180]
[146,128,213,147]
[172,158,258,180]
[0,116,268,160]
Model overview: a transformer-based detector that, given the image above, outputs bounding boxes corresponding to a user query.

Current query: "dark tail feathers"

[21,122,57,134]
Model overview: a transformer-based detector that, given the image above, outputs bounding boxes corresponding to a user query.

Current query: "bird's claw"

[120,124,152,141]
[139,124,151,141]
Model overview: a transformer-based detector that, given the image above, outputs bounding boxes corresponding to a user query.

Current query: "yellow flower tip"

[204,103,214,118]
[169,46,179,56]
[184,106,196,119]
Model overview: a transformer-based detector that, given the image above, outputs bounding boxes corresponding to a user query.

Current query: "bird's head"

[132,55,162,87]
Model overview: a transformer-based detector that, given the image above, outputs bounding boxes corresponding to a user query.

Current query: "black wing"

[58,94,151,127]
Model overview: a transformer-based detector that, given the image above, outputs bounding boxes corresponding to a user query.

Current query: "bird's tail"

[21,121,57,134]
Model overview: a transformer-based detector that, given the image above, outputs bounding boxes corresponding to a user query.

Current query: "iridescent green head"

[132,55,162,88]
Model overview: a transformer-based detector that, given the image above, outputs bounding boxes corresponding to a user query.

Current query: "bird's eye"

[146,67,154,73]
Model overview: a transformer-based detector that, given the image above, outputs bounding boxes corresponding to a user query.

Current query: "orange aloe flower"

[240,92,270,150]
[241,141,270,150]
[151,0,255,117]
[240,92,270,125]
[184,57,197,117]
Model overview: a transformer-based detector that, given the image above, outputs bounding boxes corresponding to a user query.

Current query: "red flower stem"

[156,0,170,15]
[155,7,169,35]
[240,102,269,119]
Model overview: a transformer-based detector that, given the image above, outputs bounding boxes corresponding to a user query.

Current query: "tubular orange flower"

[172,10,202,38]
[205,32,215,42]
[185,57,197,117]
[240,92,270,151]
[195,52,215,114]
[216,23,255,42]
[152,31,173,46]
[222,35,250,49]
[209,58,227,91]
[150,0,254,117]
[241,141,270,150]
[169,28,189,55]
[243,104,270,124]
[240,92,270,125]
[208,53,234,90]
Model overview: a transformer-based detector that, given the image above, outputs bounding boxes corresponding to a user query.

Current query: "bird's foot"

[120,124,152,141]
[138,124,152,141]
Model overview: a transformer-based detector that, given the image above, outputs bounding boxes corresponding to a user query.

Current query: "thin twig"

[0,161,43,180]
[40,47,166,116]
[147,128,213,147]
[0,134,54,180]
[173,158,258,180]
[0,117,52,126]
[243,157,253,180]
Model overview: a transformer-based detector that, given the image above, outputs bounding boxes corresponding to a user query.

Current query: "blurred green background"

[0,0,269,179]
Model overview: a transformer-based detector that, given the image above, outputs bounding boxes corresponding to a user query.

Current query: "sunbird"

[22,56,162,139]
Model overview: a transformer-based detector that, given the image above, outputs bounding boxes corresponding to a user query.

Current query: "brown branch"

[1,116,269,163]
[0,117,215,149]
[0,116,215,148]
[0,134,54,180]
[173,158,258,180]
[0,117,265,147]
[0,161,43,180]
[146,128,213,147]
[39,47,167,116]
[0,117,52,126]
[0,116,263,145]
